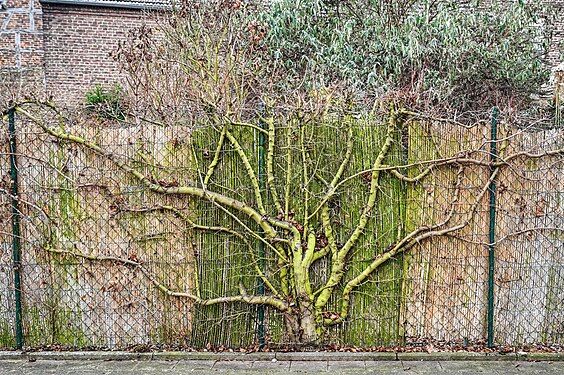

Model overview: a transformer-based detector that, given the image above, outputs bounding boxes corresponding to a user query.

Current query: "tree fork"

[314,104,397,311]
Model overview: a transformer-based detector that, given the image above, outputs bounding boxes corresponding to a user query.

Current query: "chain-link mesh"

[493,128,563,345]
[14,116,196,348]
[401,123,492,344]
[0,105,562,349]
[401,122,563,348]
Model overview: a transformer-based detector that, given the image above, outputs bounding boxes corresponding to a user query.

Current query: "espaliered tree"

[11,0,562,344]
[17,98,564,344]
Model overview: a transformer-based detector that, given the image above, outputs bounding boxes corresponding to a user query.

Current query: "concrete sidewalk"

[1,351,563,374]
[1,358,564,374]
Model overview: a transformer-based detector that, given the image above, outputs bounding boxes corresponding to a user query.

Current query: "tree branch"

[306,120,354,222]
[43,246,290,312]
[284,119,295,220]
[223,126,266,214]
[144,205,285,300]
[335,163,498,323]
[314,104,397,310]
[203,124,227,189]
[265,115,284,215]
[16,105,277,239]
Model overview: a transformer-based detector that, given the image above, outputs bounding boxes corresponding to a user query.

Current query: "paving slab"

[400,360,449,374]
[2,360,30,375]
[168,360,215,371]
[82,360,139,375]
[329,360,367,370]
[251,360,291,371]
[479,361,562,375]
[272,352,398,362]
[213,360,255,370]
[439,360,564,375]
[1,351,562,362]
[289,360,328,372]
[35,361,101,375]
[28,351,151,361]
[362,361,404,373]
[161,352,276,361]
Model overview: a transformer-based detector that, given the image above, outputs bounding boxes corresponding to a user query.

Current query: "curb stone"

[517,352,563,361]
[152,351,276,361]
[397,352,517,361]
[0,350,561,362]
[0,351,22,360]
[275,352,397,361]
[30,351,153,361]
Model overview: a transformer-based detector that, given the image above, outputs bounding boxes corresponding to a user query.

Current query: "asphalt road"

[1,359,563,374]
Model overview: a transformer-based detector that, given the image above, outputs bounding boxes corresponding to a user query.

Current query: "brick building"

[0,0,168,105]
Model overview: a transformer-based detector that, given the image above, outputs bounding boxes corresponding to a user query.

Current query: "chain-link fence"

[0,103,562,350]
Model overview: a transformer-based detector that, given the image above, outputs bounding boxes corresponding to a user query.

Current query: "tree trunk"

[284,301,319,345]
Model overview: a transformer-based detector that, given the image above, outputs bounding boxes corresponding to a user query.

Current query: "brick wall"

[0,0,44,103]
[547,0,563,67]
[0,0,43,71]
[1,1,157,105]
[42,4,156,105]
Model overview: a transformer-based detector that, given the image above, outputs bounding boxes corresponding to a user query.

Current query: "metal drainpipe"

[8,107,24,349]
[487,106,498,348]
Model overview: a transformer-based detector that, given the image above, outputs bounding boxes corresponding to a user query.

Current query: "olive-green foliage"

[121,0,553,117]
[258,0,552,113]
[84,83,126,120]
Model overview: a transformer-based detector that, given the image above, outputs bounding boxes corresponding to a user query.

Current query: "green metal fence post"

[487,106,498,348]
[257,104,266,348]
[8,107,24,350]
